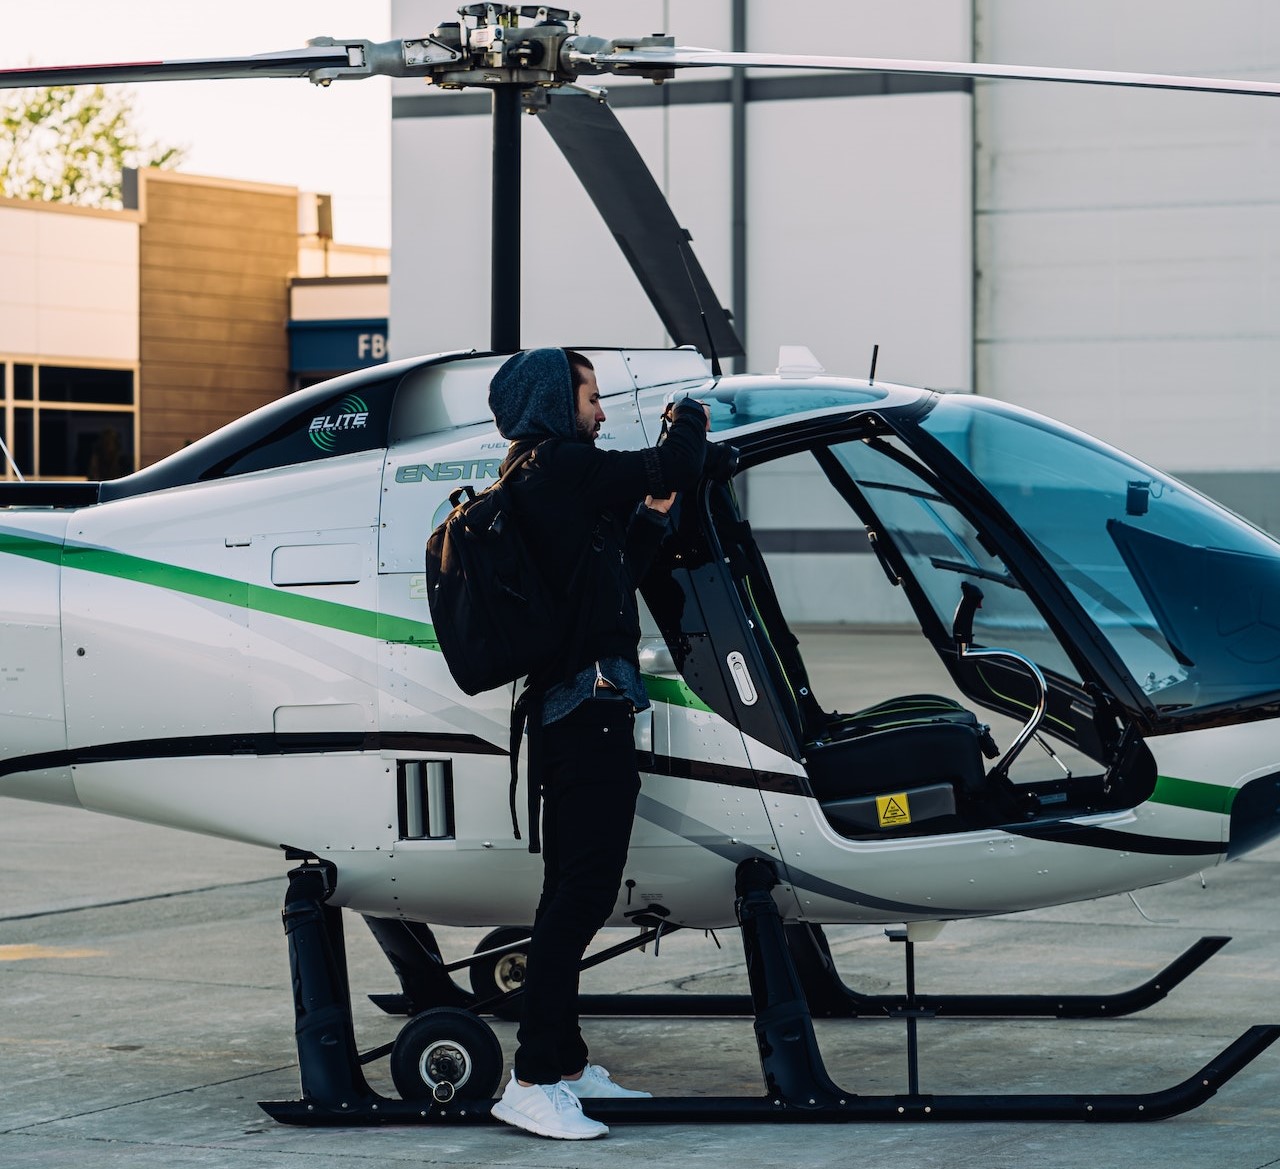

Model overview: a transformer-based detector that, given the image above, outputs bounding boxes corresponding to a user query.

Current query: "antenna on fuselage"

[869,344,880,385]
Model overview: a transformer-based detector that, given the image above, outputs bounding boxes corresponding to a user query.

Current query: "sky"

[1,1,393,246]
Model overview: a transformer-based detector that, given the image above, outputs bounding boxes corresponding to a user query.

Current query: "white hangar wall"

[390,0,1280,621]
[974,0,1280,532]
[388,0,973,390]
[388,1,972,624]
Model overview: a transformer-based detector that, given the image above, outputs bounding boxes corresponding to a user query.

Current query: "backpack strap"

[508,688,526,844]
[509,684,544,853]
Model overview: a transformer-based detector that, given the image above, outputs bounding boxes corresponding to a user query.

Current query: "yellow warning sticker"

[876,793,912,828]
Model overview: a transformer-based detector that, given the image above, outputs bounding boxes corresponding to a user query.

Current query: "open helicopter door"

[636,473,818,921]
[628,591,791,921]
[629,548,799,921]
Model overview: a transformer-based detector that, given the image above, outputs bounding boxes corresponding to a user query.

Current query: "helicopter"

[2,2,1280,1129]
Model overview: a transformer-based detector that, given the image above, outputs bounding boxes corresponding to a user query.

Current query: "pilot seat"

[713,487,1002,839]
[803,695,999,835]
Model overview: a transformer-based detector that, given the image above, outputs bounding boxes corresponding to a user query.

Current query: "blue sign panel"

[288,318,389,374]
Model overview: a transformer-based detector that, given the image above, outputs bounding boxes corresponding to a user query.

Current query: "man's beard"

[575,417,598,442]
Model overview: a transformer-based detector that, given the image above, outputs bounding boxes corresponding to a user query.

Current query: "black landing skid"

[259,858,1278,1127]
[364,907,1234,1023]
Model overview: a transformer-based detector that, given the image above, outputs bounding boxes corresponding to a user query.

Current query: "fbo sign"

[358,333,387,361]
[287,318,390,374]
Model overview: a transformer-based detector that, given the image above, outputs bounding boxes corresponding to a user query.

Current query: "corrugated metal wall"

[974,0,1280,532]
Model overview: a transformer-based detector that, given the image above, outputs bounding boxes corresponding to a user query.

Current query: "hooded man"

[486,347,710,1140]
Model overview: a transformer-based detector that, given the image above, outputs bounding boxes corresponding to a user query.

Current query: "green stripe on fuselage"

[2,530,710,709]
[0,531,64,566]
[1151,774,1236,816]
[643,673,713,713]
[60,543,428,645]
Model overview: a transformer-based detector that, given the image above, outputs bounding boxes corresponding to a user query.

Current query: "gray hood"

[488,348,576,441]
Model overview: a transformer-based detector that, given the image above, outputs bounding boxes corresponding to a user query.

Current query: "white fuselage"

[0,351,1273,930]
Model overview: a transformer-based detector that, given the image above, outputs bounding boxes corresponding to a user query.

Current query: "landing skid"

[363,910,1233,1023]
[259,857,1278,1126]
[786,922,1233,1020]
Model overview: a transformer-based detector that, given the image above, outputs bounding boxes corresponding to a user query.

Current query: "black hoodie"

[487,348,708,680]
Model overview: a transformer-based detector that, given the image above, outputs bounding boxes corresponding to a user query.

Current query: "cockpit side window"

[822,436,1083,685]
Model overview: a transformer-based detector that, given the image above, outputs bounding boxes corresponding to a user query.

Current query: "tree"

[0,84,185,208]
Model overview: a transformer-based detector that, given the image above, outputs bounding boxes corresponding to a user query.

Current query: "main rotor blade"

[534,89,744,359]
[575,46,1280,100]
[0,45,361,89]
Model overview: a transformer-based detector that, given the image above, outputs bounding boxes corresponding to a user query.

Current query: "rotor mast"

[429,6,610,354]
[424,5,671,354]
[491,84,522,354]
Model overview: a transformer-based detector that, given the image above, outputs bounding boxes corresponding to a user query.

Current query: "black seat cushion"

[804,695,990,802]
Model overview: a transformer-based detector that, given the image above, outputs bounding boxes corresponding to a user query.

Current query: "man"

[486,347,710,1140]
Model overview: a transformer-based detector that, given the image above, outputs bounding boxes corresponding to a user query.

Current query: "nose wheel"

[469,926,530,1021]
[389,1007,503,1104]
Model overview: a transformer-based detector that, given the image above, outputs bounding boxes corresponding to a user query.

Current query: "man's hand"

[663,397,712,431]
[644,493,677,515]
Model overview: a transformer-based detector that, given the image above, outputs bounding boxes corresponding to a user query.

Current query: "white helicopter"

[2,3,1280,1127]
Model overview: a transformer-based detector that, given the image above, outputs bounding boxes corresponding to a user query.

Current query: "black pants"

[513,697,641,1085]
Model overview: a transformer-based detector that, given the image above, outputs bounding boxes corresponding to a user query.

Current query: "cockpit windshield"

[919,396,1280,712]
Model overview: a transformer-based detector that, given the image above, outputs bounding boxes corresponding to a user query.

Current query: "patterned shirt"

[542,656,649,725]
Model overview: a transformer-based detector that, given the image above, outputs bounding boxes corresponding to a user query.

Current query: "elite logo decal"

[309,395,370,451]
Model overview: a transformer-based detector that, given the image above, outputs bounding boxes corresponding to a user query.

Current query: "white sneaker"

[491,1072,609,1140]
[562,1064,652,1099]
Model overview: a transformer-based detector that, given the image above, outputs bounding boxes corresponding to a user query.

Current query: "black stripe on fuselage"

[0,734,803,793]
[1006,821,1224,856]
[6,736,1216,859]
[641,751,807,796]
[0,731,507,777]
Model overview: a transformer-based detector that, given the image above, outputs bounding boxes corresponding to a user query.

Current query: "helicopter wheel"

[469,926,530,1021]
[389,1007,503,1104]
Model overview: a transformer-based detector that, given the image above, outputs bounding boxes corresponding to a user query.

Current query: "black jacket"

[501,403,708,679]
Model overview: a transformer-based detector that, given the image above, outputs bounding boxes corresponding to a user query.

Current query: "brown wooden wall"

[137,171,297,468]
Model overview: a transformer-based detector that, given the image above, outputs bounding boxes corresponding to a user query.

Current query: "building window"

[2,361,137,481]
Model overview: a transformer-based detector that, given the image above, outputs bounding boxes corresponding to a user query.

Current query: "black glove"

[702,441,739,481]
[668,398,707,426]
